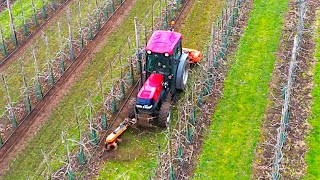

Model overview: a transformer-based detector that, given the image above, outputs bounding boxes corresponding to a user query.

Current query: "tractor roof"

[146,30,182,55]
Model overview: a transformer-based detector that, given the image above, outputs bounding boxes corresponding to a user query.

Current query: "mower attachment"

[183,48,202,64]
[104,118,136,151]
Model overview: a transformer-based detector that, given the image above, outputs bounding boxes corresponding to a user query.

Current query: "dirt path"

[0,0,75,71]
[0,0,137,176]
[252,0,318,179]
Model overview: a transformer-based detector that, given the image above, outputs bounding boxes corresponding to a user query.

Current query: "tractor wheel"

[127,98,136,119]
[158,99,172,127]
[176,56,190,90]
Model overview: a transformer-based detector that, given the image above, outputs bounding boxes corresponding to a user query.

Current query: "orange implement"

[183,48,202,64]
[105,119,130,150]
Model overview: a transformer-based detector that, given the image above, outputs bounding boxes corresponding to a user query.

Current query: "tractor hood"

[136,74,164,109]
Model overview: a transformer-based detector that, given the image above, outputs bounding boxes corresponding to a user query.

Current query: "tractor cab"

[146,31,182,77]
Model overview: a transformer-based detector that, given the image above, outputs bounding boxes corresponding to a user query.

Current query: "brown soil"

[252,0,319,179]
[0,0,137,176]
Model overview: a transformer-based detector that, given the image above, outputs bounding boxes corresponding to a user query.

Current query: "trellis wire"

[271,0,306,179]
[0,0,73,61]
[0,0,126,153]
[154,0,246,179]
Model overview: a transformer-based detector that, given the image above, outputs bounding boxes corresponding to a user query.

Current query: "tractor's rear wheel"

[158,96,172,127]
[128,98,136,119]
[176,56,190,90]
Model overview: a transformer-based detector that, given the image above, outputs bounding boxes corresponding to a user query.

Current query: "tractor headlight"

[164,53,169,57]
[147,50,152,54]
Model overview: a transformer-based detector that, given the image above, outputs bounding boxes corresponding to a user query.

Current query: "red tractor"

[105,30,201,150]
[128,30,201,127]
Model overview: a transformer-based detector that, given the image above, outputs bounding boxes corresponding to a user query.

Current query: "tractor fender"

[176,53,190,90]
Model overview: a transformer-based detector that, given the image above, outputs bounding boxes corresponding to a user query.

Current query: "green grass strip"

[305,10,320,179]
[193,0,289,179]
[0,0,103,120]
[3,0,225,178]
[2,0,152,178]
[0,0,50,38]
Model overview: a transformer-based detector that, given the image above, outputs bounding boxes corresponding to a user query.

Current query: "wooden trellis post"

[0,133,3,147]
[134,17,143,88]
[119,48,125,100]
[66,8,75,61]
[167,119,175,180]
[41,0,47,18]
[127,37,134,85]
[95,0,101,32]
[57,22,65,74]
[177,109,183,163]
[19,58,31,114]
[31,0,38,26]
[6,0,18,46]
[87,91,98,146]
[110,62,117,113]
[61,131,74,180]
[74,108,86,165]
[32,48,43,100]
[87,0,93,40]
[78,0,84,50]
[0,27,7,56]
[19,0,28,36]
[1,74,17,128]
[99,73,108,130]
[43,33,55,85]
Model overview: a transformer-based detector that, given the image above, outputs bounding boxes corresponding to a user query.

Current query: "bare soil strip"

[252,0,318,179]
[0,0,136,176]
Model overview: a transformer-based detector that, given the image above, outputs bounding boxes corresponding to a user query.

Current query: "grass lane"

[96,0,225,179]
[193,0,289,178]
[2,0,152,178]
[305,9,320,179]
[0,0,50,38]
[0,0,104,127]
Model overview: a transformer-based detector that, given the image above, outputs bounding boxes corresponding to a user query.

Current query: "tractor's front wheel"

[128,98,136,119]
[158,99,172,127]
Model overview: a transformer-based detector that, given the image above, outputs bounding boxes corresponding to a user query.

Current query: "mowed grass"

[305,10,320,179]
[0,0,102,122]
[0,0,49,38]
[2,0,155,178]
[3,0,225,178]
[96,0,225,179]
[193,0,289,179]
